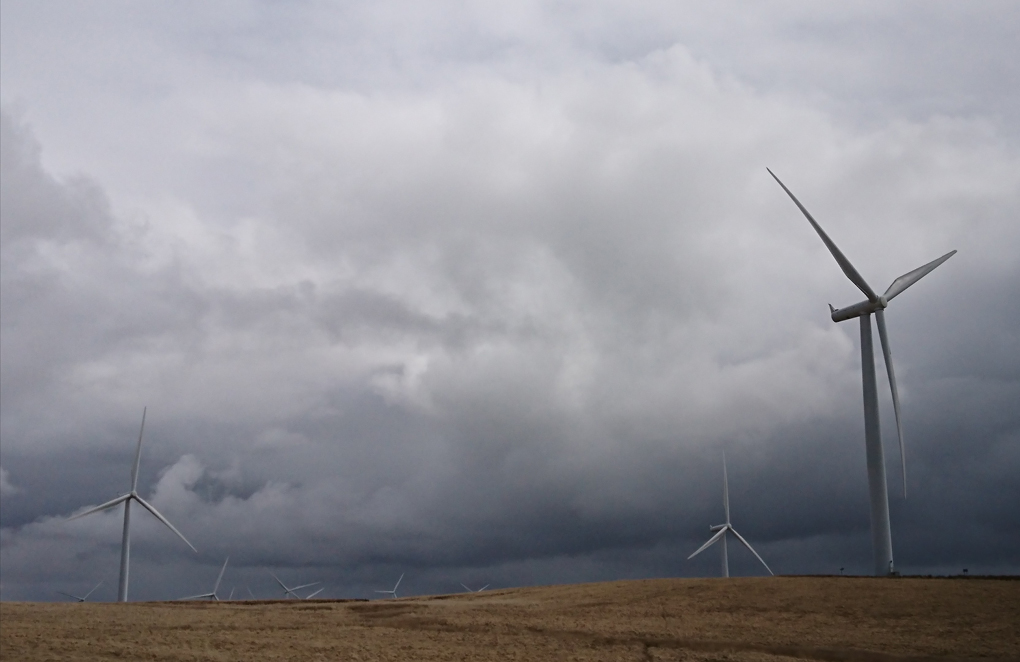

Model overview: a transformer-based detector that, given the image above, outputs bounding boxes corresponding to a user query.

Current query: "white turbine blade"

[247,586,255,599]
[213,557,229,595]
[133,495,197,552]
[67,494,130,521]
[291,581,321,591]
[82,580,103,600]
[229,587,235,601]
[875,310,907,498]
[767,168,878,302]
[687,526,728,560]
[305,587,324,599]
[729,527,774,576]
[179,592,214,600]
[460,583,472,592]
[478,585,489,591]
[722,452,730,525]
[130,408,147,492]
[268,571,290,593]
[883,250,957,302]
[57,591,84,601]
[393,573,404,592]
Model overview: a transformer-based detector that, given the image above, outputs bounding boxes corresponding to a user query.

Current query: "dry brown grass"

[2,577,1017,661]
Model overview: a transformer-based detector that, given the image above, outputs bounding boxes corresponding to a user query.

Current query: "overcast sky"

[2,1,1018,601]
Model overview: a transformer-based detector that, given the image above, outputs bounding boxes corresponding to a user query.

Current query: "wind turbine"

[57,580,103,602]
[688,453,773,578]
[180,557,229,601]
[269,571,321,599]
[769,169,956,576]
[375,573,404,599]
[460,583,489,592]
[67,408,197,601]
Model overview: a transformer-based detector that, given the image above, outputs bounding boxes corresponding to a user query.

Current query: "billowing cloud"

[1,2,1018,601]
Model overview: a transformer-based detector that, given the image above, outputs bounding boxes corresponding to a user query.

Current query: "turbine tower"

[180,557,229,601]
[769,169,956,576]
[688,453,773,577]
[68,408,197,601]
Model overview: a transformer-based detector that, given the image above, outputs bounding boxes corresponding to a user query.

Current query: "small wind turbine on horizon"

[688,453,773,578]
[268,571,322,599]
[179,557,229,601]
[67,408,197,602]
[57,580,103,602]
[375,573,404,599]
[769,169,956,576]
[460,583,489,593]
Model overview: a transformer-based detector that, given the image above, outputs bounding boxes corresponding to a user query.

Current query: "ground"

[2,577,1017,661]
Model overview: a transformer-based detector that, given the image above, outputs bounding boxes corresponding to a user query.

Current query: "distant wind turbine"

[375,573,404,599]
[688,453,773,578]
[769,168,956,576]
[460,583,489,592]
[180,557,229,601]
[67,408,197,601]
[57,580,103,602]
[269,571,321,599]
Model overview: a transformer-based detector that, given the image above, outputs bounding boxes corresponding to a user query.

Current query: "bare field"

[2,577,1017,661]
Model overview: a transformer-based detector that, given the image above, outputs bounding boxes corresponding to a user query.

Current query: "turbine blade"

[305,587,324,599]
[883,250,957,302]
[722,452,730,525]
[83,580,103,600]
[687,526,728,560]
[393,573,404,592]
[875,310,907,498]
[478,585,489,591]
[247,586,255,600]
[767,169,878,302]
[229,587,235,601]
[57,591,82,601]
[131,408,147,492]
[729,527,774,576]
[269,571,289,593]
[133,495,197,552]
[67,494,130,521]
[291,581,321,591]
[213,557,229,595]
[179,592,214,601]
[460,583,472,592]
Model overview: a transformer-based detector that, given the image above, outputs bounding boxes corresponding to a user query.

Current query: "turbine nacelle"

[829,297,887,323]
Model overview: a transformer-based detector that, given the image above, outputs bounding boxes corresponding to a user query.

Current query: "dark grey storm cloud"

[1,2,1018,601]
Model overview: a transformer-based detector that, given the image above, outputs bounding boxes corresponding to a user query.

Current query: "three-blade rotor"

[768,169,956,497]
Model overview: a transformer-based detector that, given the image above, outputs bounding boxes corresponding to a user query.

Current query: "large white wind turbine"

[375,573,404,599]
[180,557,229,601]
[769,169,956,576]
[57,580,103,602]
[269,571,322,599]
[688,453,773,578]
[67,408,197,601]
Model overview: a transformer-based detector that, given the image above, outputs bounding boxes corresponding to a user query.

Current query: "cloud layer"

[2,2,1018,601]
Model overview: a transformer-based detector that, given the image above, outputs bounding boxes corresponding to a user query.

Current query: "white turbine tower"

[688,453,773,578]
[269,571,321,599]
[375,573,404,599]
[769,169,956,576]
[57,580,103,602]
[68,408,197,601]
[180,557,229,601]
